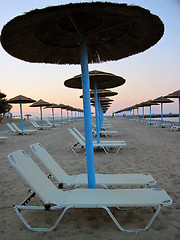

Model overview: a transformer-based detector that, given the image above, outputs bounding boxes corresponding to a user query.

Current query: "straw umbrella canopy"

[91,97,114,104]
[7,94,35,134]
[30,99,51,127]
[0,92,6,99]
[164,90,180,126]
[164,90,180,99]
[65,70,126,89]
[152,97,174,125]
[1,2,164,189]
[80,90,118,99]
[24,114,32,120]
[91,90,118,98]
[1,2,164,64]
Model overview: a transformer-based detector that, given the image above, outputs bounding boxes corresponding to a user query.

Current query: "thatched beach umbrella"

[140,99,159,124]
[58,104,67,124]
[152,97,174,125]
[91,97,113,126]
[24,114,32,121]
[44,103,60,127]
[164,90,180,126]
[80,90,118,99]
[30,99,51,127]
[0,92,6,99]
[7,95,35,134]
[1,2,164,188]
[65,105,74,122]
[65,70,125,144]
[81,89,118,127]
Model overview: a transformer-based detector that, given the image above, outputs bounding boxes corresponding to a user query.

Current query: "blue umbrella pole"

[133,109,135,120]
[99,102,103,130]
[80,36,96,189]
[20,103,24,134]
[40,106,43,127]
[94,82,100,143]
[71,111,73,122]
[52,108,55,127]
[137,108,139,121]
[179,98,180,127]
[142,107,144,123]
[150,106,152,125]
[61,108,63,124]
[66,110,69,122]
[161,103,163,125]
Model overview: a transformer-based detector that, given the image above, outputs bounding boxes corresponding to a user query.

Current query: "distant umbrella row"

[113,90,180,126]
[6,95,84,134]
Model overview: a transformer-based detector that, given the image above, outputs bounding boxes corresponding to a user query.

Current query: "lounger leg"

[102,146,121,155]
[102,205,162,232]
[71,143,86,155]
[13,205,71,232]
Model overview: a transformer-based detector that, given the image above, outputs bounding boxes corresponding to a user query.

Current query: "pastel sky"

[0,0,180,118]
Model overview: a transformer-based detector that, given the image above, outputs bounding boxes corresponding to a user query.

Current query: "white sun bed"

[0,136,8,142]
[31,120,51,130]
[92,128,118,138]
[73,127,126,148]
[8,149,172,232]
[68,128,126,155]
[46,120,60,127]
[6,123,19,135]
[30,142,156,188]
[11,123,37,135]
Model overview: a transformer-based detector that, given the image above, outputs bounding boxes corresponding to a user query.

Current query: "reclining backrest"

[8,150,68,204]
[30,143,70,184]
[68,129,85,146]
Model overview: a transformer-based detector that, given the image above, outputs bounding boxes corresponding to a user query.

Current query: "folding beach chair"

[6,123,19,135]
[46,120,59,127]
[72,127,126,154]
[92,128,118,138]
[0,136,8,142]
[31,120,51,130]
[8,149,172,232]
[68,128,126,155]
[11,123,37,135]
[30,142,156,189]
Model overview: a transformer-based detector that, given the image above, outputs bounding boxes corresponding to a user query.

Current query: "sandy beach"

[0,118,179,240]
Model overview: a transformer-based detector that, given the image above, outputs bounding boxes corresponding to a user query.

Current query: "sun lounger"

[92,122,115,131]
[6,123,19,134]
[68,128,126,155]
[170,125,180,131]
[31,120,51,130]
[11,123,37,135]
[0,136,8,142]
[30,142,156,188]
[92,128,118,138]
[46,120,59,127]
[8,149,172,232]
[73,127,126,148]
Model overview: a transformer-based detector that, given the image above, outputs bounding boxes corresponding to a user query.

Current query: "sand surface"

[0,118,179,240]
